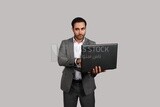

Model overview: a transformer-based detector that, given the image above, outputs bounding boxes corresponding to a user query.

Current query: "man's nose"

[79,30,83,34]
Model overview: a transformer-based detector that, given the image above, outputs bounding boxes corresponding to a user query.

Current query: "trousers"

[63,80,95,107]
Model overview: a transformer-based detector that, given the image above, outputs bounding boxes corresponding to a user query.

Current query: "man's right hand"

[76,58,81,68]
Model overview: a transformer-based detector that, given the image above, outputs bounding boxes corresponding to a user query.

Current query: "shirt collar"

[73,37,85,44]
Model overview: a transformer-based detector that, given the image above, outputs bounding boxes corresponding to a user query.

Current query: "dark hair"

[71,17,87,28]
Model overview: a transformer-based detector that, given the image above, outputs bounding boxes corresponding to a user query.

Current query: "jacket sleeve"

[58,40,75,67]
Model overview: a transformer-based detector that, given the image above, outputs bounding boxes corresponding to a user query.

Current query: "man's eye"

[81,28,85,30]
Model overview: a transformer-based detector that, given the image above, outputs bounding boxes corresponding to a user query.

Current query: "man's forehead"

[75,22,85,25]
[74,22,86,28]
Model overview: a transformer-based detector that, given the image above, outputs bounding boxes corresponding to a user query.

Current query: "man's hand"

[91,66,104,75]
[76,58,81,68]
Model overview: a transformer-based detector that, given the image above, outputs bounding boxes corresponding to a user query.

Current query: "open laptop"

[81,43,118,73]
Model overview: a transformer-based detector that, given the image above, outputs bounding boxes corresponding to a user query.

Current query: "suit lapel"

[83,37,89,45]
[68,38,74,59]
[68,37,89,59]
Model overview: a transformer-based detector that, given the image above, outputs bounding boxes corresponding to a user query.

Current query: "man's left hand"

[91,66,104,75]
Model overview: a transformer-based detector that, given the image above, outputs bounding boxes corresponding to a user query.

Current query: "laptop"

[81,43,118,73]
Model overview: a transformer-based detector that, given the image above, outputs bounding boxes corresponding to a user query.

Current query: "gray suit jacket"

[58,37,96,95]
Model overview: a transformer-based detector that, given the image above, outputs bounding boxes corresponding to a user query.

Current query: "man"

[58,17,103,107]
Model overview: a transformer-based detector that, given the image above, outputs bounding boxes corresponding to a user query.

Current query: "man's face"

[72,22,86,41]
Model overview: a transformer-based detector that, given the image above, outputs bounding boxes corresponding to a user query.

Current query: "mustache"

[78,34,85,36]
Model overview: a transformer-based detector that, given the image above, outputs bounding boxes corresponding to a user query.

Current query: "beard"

[75,34,85,41]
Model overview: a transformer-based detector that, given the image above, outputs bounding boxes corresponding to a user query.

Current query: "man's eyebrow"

[75,28,79,30]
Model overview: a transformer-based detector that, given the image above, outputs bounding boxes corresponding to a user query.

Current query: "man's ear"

[72,27,74,32]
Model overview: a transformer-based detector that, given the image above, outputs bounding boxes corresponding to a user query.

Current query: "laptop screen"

[81,43,118,73]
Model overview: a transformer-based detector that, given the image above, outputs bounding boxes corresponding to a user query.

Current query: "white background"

[0,0,160,107]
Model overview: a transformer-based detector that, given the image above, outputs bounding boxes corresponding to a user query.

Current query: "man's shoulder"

[60,37,96,44]
[85,37,96,44]
[61,37,73,43]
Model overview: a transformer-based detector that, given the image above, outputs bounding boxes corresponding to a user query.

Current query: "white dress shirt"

[73,38,85,80]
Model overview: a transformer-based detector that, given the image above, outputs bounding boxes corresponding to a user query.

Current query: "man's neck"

[73,37,85,43]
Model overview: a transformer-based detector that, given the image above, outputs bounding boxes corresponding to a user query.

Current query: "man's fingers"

[92,66,103,74]
[92,68,95,74]
[95,66,98,74]
[98,66,101,73]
